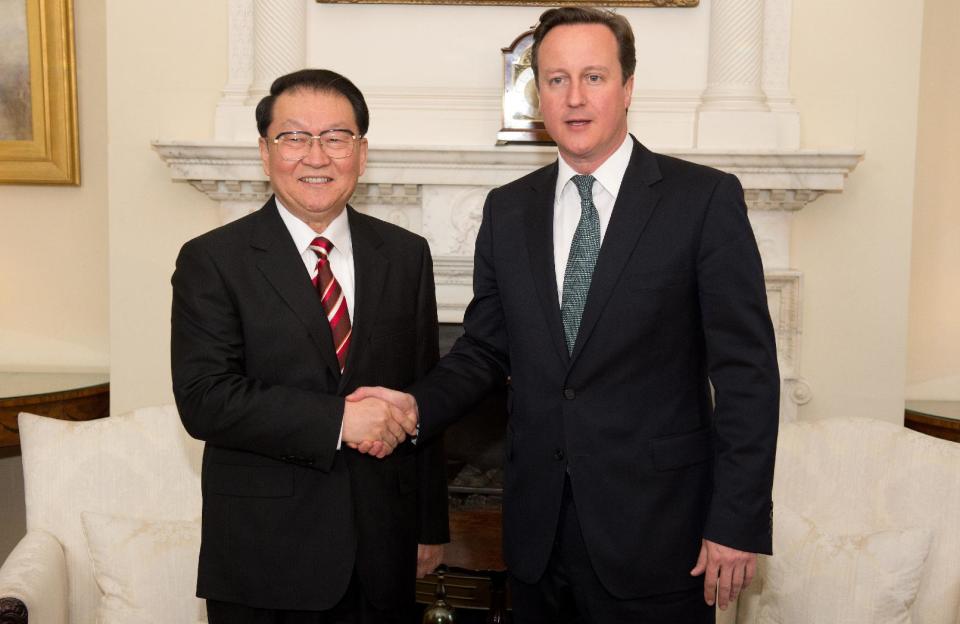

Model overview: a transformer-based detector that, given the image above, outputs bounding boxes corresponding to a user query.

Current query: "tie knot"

[571,175,596,202]
[309,236,334,257]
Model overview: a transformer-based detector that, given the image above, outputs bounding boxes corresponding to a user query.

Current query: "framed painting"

[0,0,79,185]
[317,0,696,6]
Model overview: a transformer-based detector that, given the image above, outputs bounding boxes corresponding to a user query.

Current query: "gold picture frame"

[0,0,79,185]
[318,0,696,6]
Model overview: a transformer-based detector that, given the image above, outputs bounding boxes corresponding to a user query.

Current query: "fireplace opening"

[439,324,507,511]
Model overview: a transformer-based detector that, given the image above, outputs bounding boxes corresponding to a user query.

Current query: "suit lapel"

[570,139,663,363]
[338,207,388,392]
[250,198,342,380]
[523,162,570,366]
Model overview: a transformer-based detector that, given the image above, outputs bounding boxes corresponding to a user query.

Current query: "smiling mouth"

[565,119,591,127]
[300,176,333,184]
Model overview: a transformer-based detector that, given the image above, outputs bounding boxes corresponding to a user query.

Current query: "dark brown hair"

[531,7,636,85]
[255,69,369,138]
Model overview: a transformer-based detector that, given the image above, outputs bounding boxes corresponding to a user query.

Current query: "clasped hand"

[342,387,419,458]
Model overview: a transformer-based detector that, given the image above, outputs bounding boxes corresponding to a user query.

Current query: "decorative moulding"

[152,141,862,212]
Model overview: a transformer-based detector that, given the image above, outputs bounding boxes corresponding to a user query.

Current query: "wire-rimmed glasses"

[270,129,360,161]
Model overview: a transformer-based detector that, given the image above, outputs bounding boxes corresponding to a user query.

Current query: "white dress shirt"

[276,199,355,449]
[553,133,634,303]
[276,200,355,322]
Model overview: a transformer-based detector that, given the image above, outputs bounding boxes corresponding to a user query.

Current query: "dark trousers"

[206,572,413,624]
[509,478,715,624]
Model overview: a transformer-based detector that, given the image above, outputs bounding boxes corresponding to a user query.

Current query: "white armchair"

[720,417,960,624]
[0,406,204,624]
[4,409,957,623]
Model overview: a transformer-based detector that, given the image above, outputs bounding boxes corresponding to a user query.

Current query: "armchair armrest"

[0,530,68,624]
[716,598,739,624]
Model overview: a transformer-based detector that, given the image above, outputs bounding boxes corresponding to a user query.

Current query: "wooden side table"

[417,508,510,622]
[0,373,110,451]
[905,400,960,443]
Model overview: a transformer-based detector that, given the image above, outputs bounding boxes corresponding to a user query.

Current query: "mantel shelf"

[153,141,863,211]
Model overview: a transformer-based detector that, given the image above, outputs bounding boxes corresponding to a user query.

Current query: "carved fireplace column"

[221,0,254,107]
[761,0,797,113]
[696,0,802,149]
[249,0,307,100]
[701,0,767,112]
[213,0,308,220]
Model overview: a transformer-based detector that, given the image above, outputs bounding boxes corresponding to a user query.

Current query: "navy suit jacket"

[172,199,448,610]
[412,137,779,598]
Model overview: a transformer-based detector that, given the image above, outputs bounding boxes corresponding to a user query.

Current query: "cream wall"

[105,0,225,414]
[301,4,711,148]
[906,0,960,400]
[0,2,108,372]
[0,0,108,561]
[789,0,925,422]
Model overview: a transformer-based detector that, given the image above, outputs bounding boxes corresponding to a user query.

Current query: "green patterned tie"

[561,175,601,355]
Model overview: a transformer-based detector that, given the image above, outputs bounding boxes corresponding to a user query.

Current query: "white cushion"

[18,405,203,624]
[81,512,206,624]
[737,418,960,623]
[756,506,931,624]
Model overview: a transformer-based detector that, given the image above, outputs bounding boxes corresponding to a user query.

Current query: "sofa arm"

[0,530,68,624]
[715,597,741,624]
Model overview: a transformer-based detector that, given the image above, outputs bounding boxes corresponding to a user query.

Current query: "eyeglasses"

[270,129,360,161]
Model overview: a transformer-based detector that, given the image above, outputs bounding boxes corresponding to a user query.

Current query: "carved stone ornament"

[153,142,862,210]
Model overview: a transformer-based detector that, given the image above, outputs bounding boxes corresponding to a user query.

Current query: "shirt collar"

[555,133,634,200]
[275,198,353,257]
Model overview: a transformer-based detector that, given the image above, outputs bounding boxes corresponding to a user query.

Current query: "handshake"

[341,387,419,458]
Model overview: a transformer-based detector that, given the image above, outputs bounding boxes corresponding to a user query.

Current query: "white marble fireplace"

[154,0,863,421]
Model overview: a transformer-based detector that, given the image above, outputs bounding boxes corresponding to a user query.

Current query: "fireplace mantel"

[154,140,861,422]
[153,141,861,211]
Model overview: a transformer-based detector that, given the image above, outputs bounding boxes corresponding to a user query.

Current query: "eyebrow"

[541,65,610,74]
[276,119,356,132]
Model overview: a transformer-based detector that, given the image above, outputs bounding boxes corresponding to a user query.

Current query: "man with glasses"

[171,69,448,623]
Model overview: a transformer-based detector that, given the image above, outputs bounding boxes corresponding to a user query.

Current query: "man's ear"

[356,137,368,178]
[258,137,271,177]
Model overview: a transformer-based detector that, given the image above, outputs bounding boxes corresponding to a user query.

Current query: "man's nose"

[566,81,586,107]
[301,137,332,166]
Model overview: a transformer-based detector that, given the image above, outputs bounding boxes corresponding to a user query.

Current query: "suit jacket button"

[563,388,575,400]
[553,449,565,461]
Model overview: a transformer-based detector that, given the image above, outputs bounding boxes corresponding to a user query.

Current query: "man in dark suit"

[351,8,779,623]
[171,69,448,624]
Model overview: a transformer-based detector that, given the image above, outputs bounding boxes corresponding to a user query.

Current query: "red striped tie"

[309,237,351,372]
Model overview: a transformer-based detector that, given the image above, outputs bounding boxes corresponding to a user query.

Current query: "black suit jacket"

[412,137,779,599]
[171,198,448,611]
